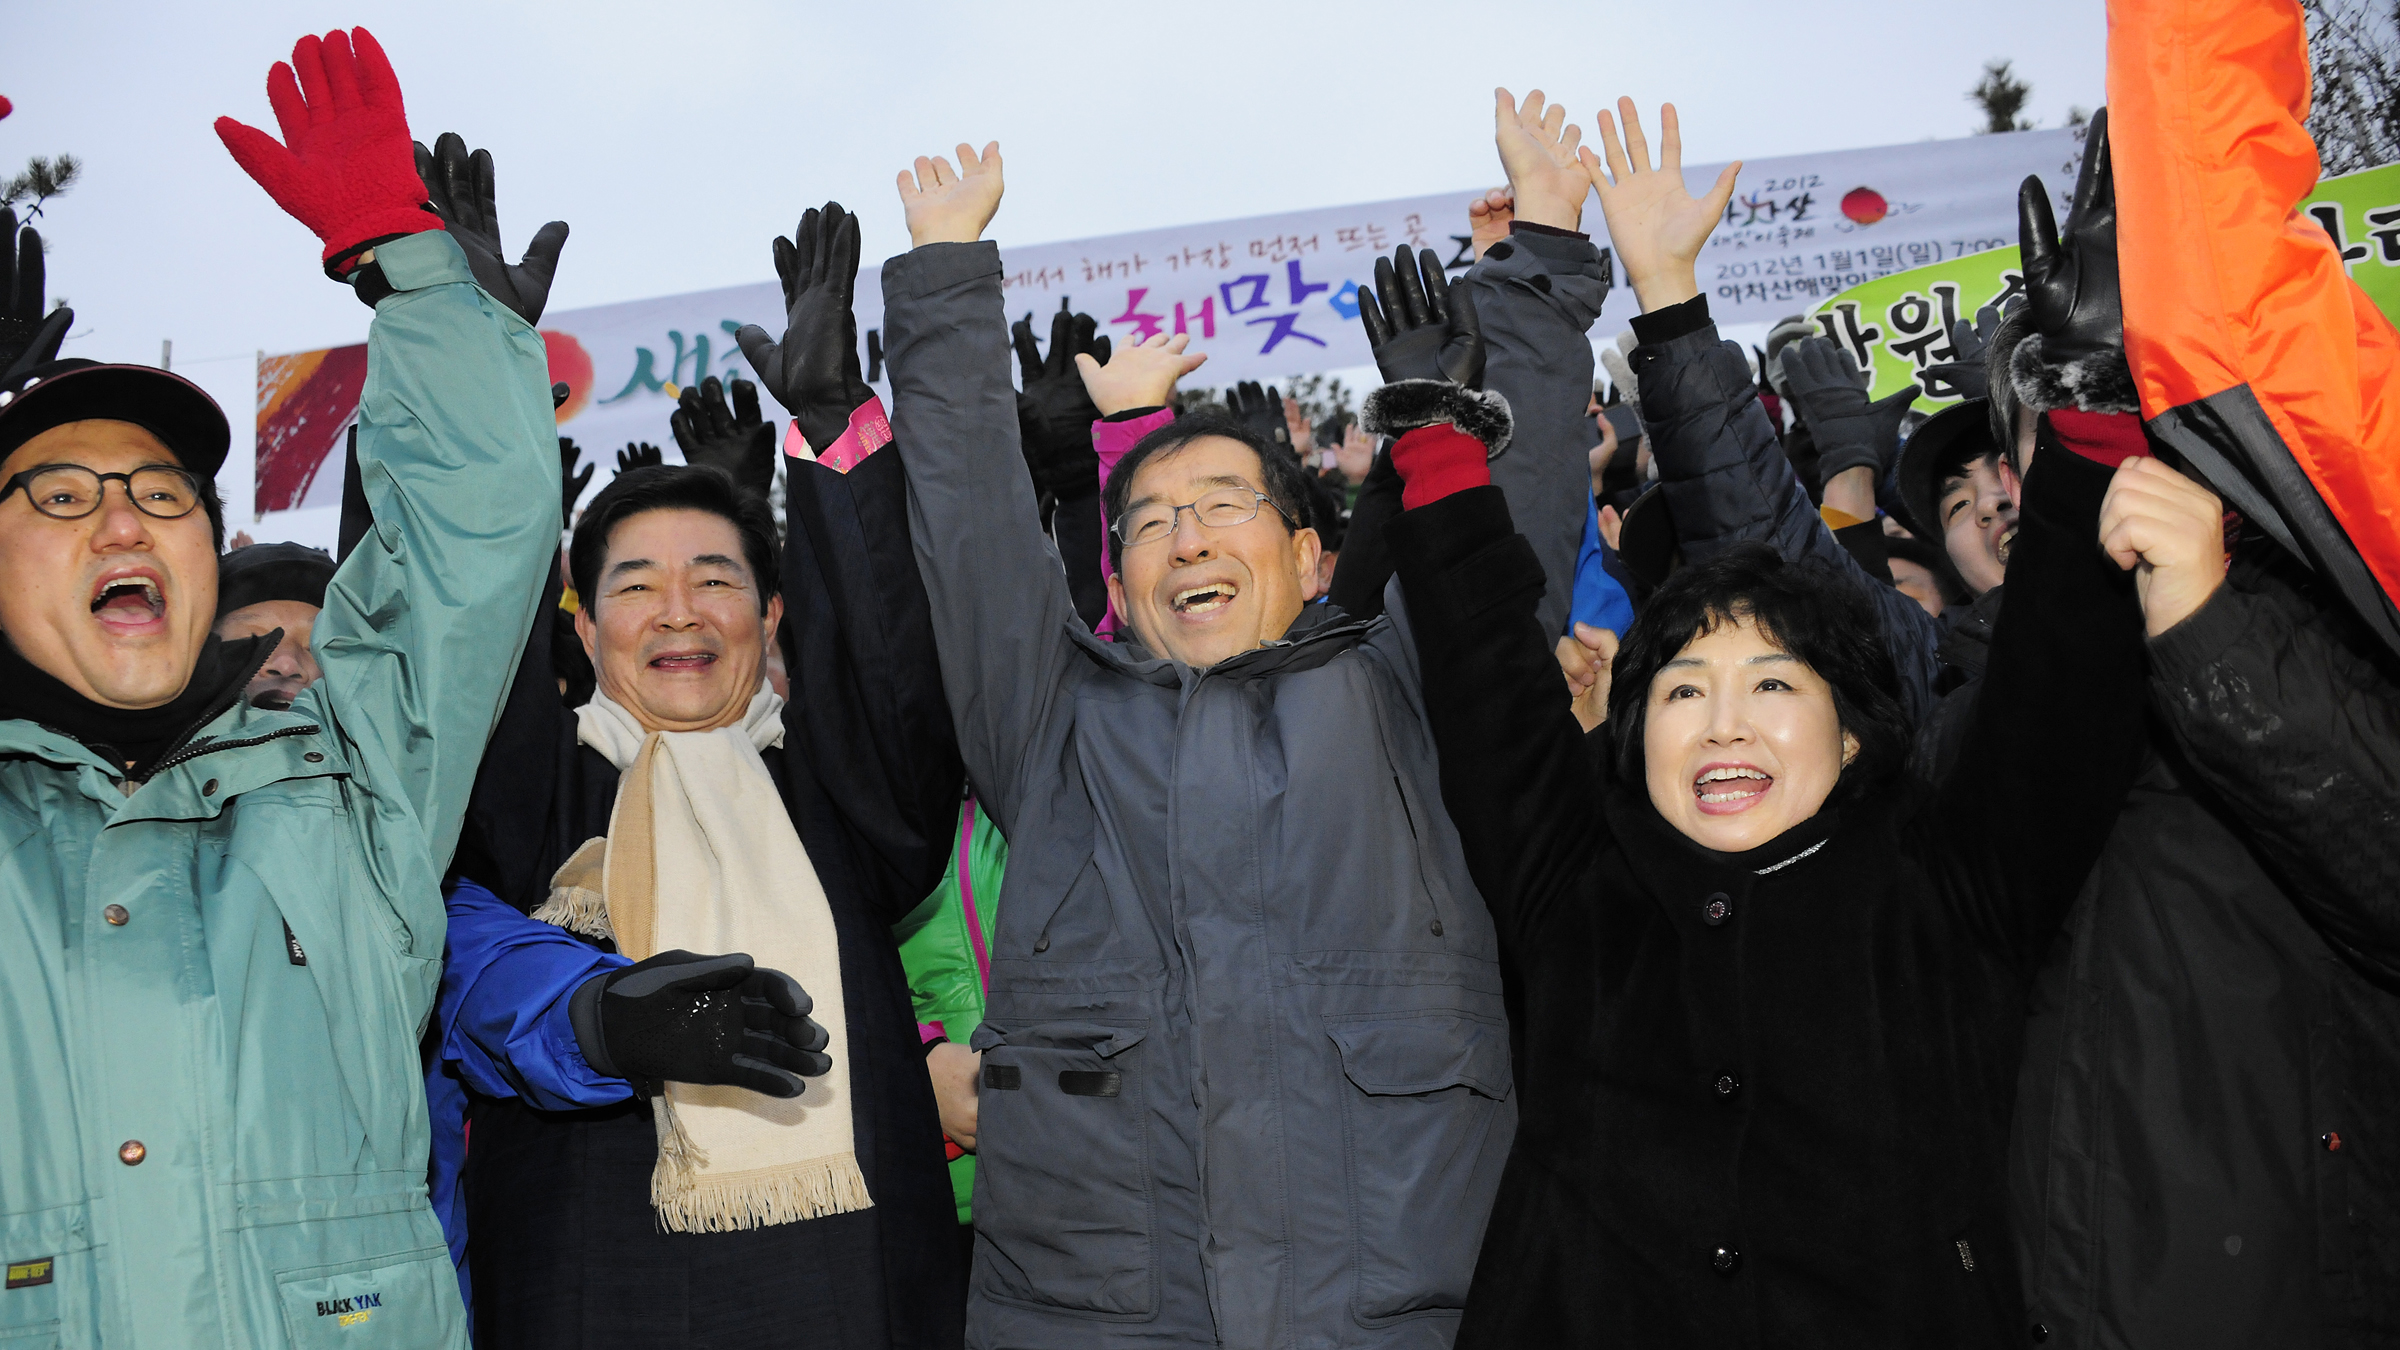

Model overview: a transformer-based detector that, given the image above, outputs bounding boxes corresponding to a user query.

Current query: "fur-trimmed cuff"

[1360,380,1513,458]
[2009,335,2139,415]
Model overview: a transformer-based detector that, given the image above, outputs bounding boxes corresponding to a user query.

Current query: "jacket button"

[1702,893,1732,926]
[1711,1246,1739,1275]
[1714,1074,1739,1097]
[2323,1131,2344,1152]
[303,752,324,764]
[202,778,219,796]
[118,1140,147,1166]
[1032,936,1050,953]
[2031,1324,2049,1342]
[103,904,129,926]
[1429,919,1445,937]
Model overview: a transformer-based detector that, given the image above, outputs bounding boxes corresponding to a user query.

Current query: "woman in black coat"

[1383,391,2181,1345]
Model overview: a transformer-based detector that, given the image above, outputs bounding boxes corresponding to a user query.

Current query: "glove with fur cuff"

[1391,424,1493,511]
[1360,379,1513,459]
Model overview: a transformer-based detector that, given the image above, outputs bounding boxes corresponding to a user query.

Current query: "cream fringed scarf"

[532,685,872,1232]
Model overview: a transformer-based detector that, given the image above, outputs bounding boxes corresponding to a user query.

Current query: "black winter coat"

[1386,441,2146,1346]
[446,450,968,1350]
[2009,541,2400,1347]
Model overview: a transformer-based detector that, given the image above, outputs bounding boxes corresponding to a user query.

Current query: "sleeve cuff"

[1102,406,1167,422]
[881,240,1003,303]
[1509,220,1591,241]
[2044,409,2150,468]
[370,229,477,293]
[1630,293,1712,346]
[2145,575,2251,678]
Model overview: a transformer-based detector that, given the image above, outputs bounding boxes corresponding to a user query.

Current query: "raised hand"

[1075,330,1207,416]
[214,28,441,268]
[412,131,568,325]
[0,208,70,383]
[559,436,594,523]
[1919,304,2001,401]
[616,442,663,476]
[897,141,1004,248]
[1583,97,1741,311]
[1358,245,1484,387]
[1778,337,1918,482]
[1467,187,1516,261]
[1556,623,1619,733]
[2017,108,2124,390]
[671,376,777,498]
[2099,454,2226,637]
[1013,300,1109,498]
[1226,381,1290,446]
[1283,395,1316,458]
[734,201,874,451]
[1334,421,1374,484]
[1493,89,1589,232]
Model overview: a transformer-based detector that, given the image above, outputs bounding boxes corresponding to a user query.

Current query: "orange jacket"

[2112,0,2400,652]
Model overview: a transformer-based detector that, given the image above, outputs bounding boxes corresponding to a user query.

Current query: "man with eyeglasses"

[0,28,558,1348]
[878,107,1607,1349]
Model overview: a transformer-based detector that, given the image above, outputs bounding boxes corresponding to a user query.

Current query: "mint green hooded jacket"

[0,231,556,1350]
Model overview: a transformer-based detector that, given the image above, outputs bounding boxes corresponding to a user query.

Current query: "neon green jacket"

[0,231,556,1349]
[891,793,1007,1223]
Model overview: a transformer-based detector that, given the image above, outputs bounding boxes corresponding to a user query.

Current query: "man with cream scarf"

[433,202,967,1350]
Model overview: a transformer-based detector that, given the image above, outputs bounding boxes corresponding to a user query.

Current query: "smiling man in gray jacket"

[876,95,1607,1350]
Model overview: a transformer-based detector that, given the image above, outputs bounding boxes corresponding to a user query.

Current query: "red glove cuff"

[1393,424,1492,511]
[2046,409,2149,468]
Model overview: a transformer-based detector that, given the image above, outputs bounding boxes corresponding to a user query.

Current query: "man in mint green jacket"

[0,28,557,1348]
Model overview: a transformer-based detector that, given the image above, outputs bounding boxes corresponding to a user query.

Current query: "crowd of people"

[5,2,2398,1347]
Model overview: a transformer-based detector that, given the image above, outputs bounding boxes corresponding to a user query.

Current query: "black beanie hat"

[215,541,336,619]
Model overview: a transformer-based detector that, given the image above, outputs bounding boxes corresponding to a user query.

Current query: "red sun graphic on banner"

[542,330,594,424]
[1841,188,1889,226]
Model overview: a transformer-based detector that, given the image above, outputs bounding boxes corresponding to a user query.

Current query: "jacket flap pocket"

[974,1019,1149,1058]
[1326,1012,1512,1099]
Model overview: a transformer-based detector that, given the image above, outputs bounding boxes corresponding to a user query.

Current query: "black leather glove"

[1918,304,2001,401]
[735,201,875,451]
[411,133,568,326]
[0,208,71,384]
[559,436,593,524]
[1225,381,1289,447]
[1358,245,1483,388]
[570,950,833,1099]
[672,375,777,498]
[2012,107,2133,413]
[1778,336,1918,482]
[1011,300,1107,499]
[616,442,663,475]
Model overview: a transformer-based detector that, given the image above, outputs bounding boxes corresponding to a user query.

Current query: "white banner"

[253,126,2085,537]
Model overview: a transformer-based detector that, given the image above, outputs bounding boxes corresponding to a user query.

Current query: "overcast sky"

[11,0,2104,360]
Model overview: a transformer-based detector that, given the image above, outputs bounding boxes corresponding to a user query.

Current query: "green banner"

[1809,160,2400,404]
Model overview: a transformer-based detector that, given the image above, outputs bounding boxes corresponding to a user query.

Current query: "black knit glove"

[558,436,593,525]
[1011,300,1108,498]
[0,208,70,384]
[1225,380,1289,447]
[671,376,777,498]
[412,132,568,325]
[1778,336,1917,482]
[570,950,833,1099]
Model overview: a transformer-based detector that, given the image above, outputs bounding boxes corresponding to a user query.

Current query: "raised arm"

[880,144,1080,833]
[1475,89,1618,638]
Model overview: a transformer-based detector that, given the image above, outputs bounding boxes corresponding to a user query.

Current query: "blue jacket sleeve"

[1570,494,1636,636]
[437,879,632,1110]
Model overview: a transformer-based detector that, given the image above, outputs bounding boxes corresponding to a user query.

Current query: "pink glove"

[214,28,440,271]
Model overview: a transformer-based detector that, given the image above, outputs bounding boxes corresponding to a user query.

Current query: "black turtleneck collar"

[0,630,277,779]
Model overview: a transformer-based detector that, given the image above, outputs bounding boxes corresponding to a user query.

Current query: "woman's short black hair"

[568,464,780,610]
[1099,409,1314,571]
[1606,540,1911,801]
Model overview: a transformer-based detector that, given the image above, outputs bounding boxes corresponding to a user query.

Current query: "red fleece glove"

[1392,423,1492,511]
[215,28,440,269]
[2046,408,2149,467]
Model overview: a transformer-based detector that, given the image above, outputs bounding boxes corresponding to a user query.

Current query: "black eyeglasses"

[1112,486,1294,550]
[0,464,205,521]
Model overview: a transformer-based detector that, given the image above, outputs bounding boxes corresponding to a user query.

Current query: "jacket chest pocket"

[1326,1011,1514,1327]
[273,1247,462,1348]
[969,1021,1155,1318]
